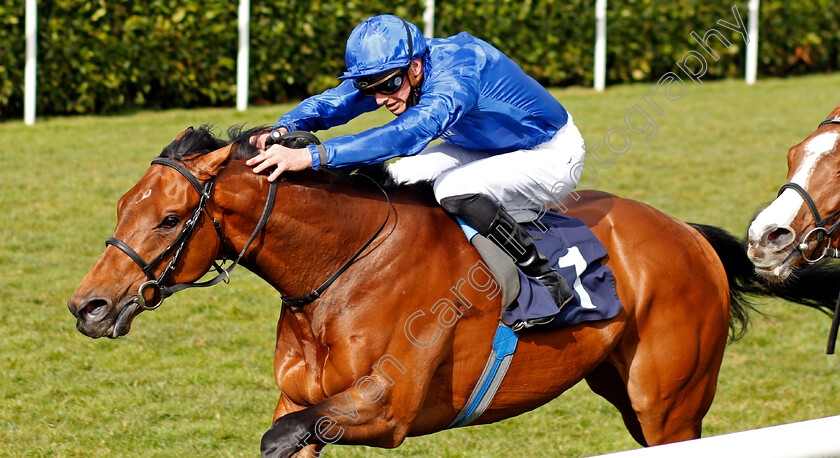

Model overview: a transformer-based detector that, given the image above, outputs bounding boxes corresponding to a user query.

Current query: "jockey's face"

[374,78,411,115]
[374,59,422,116]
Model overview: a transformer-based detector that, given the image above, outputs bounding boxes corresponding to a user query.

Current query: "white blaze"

[749,132,839,240]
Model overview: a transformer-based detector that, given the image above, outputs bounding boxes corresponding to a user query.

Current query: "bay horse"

[68,126,825,457]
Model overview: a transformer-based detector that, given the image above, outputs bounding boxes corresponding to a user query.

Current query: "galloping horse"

[69,126,824,457]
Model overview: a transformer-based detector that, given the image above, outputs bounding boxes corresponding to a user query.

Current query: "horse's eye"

[160,215,180,229]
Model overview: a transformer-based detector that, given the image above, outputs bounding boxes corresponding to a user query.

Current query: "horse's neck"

[216,166,394,302]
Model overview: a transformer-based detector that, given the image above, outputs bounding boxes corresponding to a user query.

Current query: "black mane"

[157,124,432,195]
[159,124,266,162]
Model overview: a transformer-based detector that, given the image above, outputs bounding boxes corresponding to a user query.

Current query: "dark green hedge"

[1,1,838,119]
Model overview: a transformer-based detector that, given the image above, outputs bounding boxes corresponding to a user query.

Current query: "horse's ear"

[174,126,194,140]
[188,143,235,181]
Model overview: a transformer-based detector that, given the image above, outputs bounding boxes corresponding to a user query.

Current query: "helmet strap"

[405,63,423,109]
[400,18,423,110]
[406,83,422,109]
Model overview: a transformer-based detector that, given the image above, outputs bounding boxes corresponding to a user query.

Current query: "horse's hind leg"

[585,362,647,447]
[619,315,727,445]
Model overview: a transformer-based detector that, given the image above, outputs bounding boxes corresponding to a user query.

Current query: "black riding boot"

[440,194,575,315]
[484,207,575,311]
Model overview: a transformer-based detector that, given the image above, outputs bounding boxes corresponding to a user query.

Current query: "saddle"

[460,211,622,331]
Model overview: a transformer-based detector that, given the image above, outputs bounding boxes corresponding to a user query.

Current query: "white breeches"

[386,114,587,221]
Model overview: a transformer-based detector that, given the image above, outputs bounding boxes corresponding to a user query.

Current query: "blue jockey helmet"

[339,15,427,80]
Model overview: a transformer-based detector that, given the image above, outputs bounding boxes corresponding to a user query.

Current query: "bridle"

[777,116,840,354]
[777,116,840,264]
[105,156,273,310]
[105,132,390,315]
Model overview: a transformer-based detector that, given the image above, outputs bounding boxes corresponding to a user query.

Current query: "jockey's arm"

[274,80,379,133]
[311,61,482,169]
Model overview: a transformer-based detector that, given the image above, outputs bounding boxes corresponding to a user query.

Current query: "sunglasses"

[354,67,408,96]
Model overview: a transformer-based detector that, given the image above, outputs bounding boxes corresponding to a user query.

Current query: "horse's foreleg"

[260,379,410,458]
[263,394,325,458]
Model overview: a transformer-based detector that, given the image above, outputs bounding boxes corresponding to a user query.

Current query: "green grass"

[3,73,840,457]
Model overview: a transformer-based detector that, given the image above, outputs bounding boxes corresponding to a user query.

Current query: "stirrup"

[510,315,558,332]
[536,271,575,309]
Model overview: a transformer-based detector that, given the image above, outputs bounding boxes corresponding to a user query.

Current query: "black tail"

[689,223,840,341]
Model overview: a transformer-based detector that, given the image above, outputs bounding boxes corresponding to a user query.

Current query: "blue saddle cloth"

[503,211,623,330]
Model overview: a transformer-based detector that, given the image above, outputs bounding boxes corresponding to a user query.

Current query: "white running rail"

[590,415,840,458]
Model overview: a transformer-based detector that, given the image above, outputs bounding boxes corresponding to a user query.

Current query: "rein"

[778,116,840,354]
[279,172,391,307]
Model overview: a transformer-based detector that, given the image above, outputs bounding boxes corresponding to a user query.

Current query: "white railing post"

[24,0,37,125]
[423,0,435,38]
[594,0,607,91]
[236,0,250,111]
[745,0,759,85]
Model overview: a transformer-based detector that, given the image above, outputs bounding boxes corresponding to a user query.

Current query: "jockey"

[249,14,586,330]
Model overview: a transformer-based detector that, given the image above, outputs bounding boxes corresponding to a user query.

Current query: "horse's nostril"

[766,227,793,245]
[80,299,109,318]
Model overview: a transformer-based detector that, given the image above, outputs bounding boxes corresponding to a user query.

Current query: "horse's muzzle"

[67,294,139,339]
[746,222,800,281]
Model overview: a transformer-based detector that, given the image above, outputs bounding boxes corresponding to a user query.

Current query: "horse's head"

[68,127,236,338]
[748,108,840,282]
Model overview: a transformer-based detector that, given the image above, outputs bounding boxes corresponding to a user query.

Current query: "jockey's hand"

[247,141,313,182]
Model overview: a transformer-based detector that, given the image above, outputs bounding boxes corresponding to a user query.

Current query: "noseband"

[777,116,840,264]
